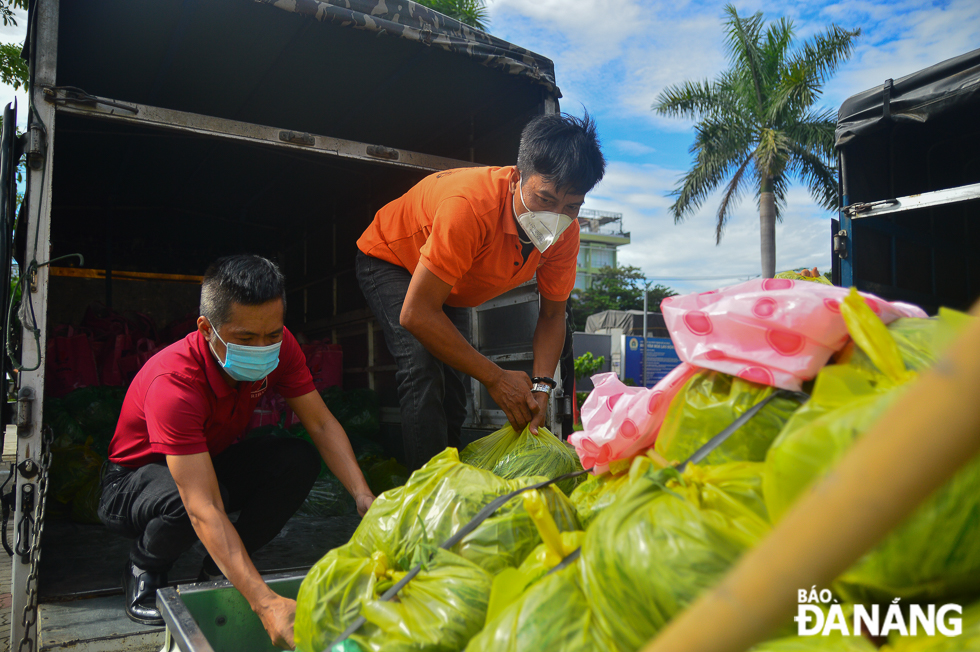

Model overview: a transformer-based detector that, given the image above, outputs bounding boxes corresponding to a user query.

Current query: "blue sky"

[1,2,978,294]
[486,0,980,293]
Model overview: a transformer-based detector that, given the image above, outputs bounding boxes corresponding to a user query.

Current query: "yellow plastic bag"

[464,563,612,652]
[460,425,584,495]
[295,449,580,652]
[346,448,578,574]
[654,369,803,466]
[749,633,876,650]
[765,294,980,602]
[581,462,771,652]
[568,450,672,528]
[483,490,585,625]
[295,546,491,652]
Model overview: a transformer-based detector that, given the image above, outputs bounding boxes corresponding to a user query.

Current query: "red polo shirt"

[108,327,315,468]
[356,166,579,308]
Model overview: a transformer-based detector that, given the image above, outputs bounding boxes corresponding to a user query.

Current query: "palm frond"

[788,144,839,210]
[715,155,753,244]
[723,4,766,113]
[770,25,859,119]
[771,174,789,222]
[654,79,719,118]
[668,113,755,222]
[782,111,836,160]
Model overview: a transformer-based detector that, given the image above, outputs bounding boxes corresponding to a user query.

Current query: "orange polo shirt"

[356,166,579,308]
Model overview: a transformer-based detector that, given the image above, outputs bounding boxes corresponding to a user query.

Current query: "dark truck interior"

[835,48,980,313]
[31,0,559,598]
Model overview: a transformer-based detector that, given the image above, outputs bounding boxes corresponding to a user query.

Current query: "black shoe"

[122,561,167,626]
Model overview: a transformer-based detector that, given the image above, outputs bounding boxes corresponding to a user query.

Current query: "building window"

[591,247,614,269]
[577,246,588,267]
[575,272,588,290]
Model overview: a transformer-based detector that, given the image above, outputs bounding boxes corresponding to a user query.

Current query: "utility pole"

[642,280,649,388]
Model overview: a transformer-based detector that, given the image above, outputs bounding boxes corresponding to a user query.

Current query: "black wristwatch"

[531,376,557,389]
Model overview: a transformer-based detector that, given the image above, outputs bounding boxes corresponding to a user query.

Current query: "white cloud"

[611,139,657,156]
[581,160,834,295]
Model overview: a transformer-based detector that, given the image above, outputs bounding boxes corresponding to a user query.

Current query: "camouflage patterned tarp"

[255,0,561,95]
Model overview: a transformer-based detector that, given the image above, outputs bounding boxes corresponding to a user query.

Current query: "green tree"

[0,41,28,91]
[414,0,489,31]
[0,0,26,28]
[573,352,605,381]
[569,265,677,331]
[653,5,858,278]
[645,283,679,312]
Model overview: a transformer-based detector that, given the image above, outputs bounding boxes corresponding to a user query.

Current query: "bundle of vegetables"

[654,369,804,466]
[43,386,126,523]
[464,562,610,652]
[461,425,584,495]
[298,545,491,652]
[465,491,598,652]
[321,386,381,441]
[568,450,664,528]
[295,449,579,652]
[765,292,980,602]
[749,634,877,651]
[472,461,769,652]
[774,268,832,284]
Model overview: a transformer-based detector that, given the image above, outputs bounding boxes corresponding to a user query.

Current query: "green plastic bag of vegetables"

[321,386,381,441]
[581,462,771,652]
[749,633,877,651]
[654,369,803,466]
[48,436,104,524]
[882,599,980,651]
[296,546,491,652]
[347,448,578,574]
[460,425,584,495]
[296,449,579,652]
[569,450,668,528]
[297,476,355,518]
[464,562,612,652]
[765,292,980,602]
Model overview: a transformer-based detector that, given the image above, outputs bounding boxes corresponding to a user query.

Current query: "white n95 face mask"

[515,177,575,253]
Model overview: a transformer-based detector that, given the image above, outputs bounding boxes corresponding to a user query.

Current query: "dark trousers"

[98,435,320,573]
[355,252,470,470]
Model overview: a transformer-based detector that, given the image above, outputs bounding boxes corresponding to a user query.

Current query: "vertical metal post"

[642,282,649,388]
[839,151,854,288]
[12,0,58,648]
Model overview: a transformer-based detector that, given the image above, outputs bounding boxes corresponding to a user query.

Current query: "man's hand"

[487,369,539,431]
[355,493,375,516]
[527,391,549,435]
[256,595,297,650]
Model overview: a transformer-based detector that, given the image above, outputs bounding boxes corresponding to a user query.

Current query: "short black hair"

[200,255,286,330]
[516,111,606,195]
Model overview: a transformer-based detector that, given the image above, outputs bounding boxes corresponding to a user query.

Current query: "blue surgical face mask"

[208,324,281,382]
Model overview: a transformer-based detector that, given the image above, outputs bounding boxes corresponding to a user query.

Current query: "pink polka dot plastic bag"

[660,278,927,392]
[569,363,698,475]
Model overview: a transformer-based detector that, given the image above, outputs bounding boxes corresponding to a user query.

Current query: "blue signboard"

[622,336,682,388]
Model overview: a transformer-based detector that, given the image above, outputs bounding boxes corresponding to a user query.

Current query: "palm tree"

[653,5,859,278]
[415,0,489,32]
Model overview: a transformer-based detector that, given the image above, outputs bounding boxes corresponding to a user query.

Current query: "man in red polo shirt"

[356,112,605,469]
[99,255,374,649]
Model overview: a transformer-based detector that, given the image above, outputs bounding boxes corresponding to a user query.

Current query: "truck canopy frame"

[834,48,980,313]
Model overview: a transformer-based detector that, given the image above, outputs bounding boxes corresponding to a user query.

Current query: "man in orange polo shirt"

[356,113,605,469]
